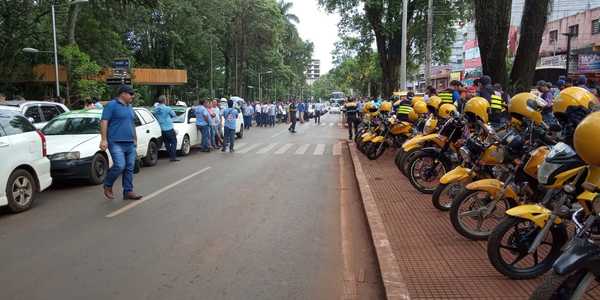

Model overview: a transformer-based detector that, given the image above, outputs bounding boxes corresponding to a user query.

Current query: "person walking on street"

[288,99,297,133]
[221,99,239,152]
[100,85,143,201]
[210,99,222,149]
[154,95,179,162]
[268,101,276,127]
[195,99,211,152]
[314,102,323,124]
[261,102,269,127]
[255,102,262,127]
[243,102,254,130]
[343,97,359,140]
[298,101,305,123]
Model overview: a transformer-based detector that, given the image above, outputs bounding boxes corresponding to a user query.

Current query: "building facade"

[306,59,320,85]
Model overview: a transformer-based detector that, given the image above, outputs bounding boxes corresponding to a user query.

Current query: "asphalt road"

[0,113,383,300]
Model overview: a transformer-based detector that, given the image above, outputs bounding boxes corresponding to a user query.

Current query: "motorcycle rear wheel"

[408,150,450,194]
[487,216,567,280]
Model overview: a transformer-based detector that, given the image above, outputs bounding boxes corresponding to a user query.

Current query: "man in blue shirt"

[221,99,239,152]
[100,85,142,201]
[154,95,179,162]
[195,99,211,152]
[243,103,254,130]
[297,101,305,123]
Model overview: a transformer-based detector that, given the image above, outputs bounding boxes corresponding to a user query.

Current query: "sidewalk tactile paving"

[350,148,600,300]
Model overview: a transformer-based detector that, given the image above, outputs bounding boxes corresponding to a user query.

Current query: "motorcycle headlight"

[459,146,471,163]
[49,151,81,161]
[537,160,563,185]
[546,142,576,160]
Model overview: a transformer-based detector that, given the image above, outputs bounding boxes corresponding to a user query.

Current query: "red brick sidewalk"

[349,146,555,300]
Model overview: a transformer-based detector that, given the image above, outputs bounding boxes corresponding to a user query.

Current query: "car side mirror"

[189,117,196,124]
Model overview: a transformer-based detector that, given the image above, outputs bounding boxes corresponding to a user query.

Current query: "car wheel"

[6,169,36,213]
[142,140,159,167]
[236,126,244,139]
[88,153,108,185]
[179,135,191,156]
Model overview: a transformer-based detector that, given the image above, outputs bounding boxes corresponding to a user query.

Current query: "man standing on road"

[288,99,297,133]
[314,102,323,124]
[298,101,305,123]
[210,99,222,149]
[268,101,277,127]
[195,99,211,152]
[99,85,143,201]
[221,99,239,152]
[255,102,262,127]
[243,102,254,130]
[343,97,359,140]
[154,95,179,162]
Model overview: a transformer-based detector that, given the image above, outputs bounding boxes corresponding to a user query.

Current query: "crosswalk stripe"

[329,123,334,126]
[257,143,279,154]
[294,144,310,155]
[313,144,325,155]
[237,143,262,154]
[275,143,294,154]
[333,142,342,156]
[235,142,248,149]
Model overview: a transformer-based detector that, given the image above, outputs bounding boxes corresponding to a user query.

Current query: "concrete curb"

[347,143,410,300]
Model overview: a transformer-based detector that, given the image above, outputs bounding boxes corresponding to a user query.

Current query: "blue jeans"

[243,116,251,129]
[197,125,210,151]
[104,141,136,194]
[209,125,216,147]
[162,129,177,161]
[222,127,235,151]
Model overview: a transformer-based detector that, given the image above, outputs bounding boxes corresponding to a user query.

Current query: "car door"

[133,110,148,157]
[137,109,161,141]
[186,108,201,146]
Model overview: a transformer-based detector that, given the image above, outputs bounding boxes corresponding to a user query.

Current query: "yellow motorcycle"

[364,115,413,160]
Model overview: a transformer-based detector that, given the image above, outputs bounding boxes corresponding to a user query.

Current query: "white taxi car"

[41,108,162,185]
[0,109,52,213]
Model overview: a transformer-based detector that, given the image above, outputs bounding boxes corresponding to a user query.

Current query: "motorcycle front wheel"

[408,150,450,194]
[432,182,466,211]
[366,142,387,160]
[487,216,568,280]
[449,189,512,240]
[529,270,597,300]
[399,148,423,177]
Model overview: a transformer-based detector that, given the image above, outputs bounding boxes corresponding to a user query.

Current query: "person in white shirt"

[261,103,269,127]
[255,102,262,127]
[314,102,323,124]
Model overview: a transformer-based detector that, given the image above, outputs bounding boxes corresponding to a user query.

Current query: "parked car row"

[0,99,246,214]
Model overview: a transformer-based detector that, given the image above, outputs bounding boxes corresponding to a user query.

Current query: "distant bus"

[330,91,345,105]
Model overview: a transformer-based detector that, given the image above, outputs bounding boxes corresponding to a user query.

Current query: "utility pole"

[210,39,214,99]
[425,0,433,87]
[563,32,576,76]
[400,0,409,90]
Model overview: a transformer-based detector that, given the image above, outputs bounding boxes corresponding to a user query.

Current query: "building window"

[549,30,558,43]
[569,24,579,37]
[593,19,600,35]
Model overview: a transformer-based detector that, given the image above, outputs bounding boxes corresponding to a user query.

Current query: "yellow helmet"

[508,92,543,125]
[463,97,490,123]
[574,111,600,166]
[438,104,457,119]
[553,87,595,114]
[364,102,377,113]
[427,96,442,111]
[411,96,424,105]
[380,101,392,113]
[412,100,428,114]
[408,109,419,122]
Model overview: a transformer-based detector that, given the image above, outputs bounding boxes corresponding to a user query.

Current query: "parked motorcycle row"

[356,87,600,299]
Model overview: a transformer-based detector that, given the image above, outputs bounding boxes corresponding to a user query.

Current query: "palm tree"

[278,0,300,24]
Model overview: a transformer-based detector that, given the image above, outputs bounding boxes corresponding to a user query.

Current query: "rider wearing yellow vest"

[438,90,454,106]
[394,98,413,122]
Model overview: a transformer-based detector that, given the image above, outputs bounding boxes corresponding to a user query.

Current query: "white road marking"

[257,143,279,154]
[329,123,334,126]
[333,142,342,156]
[235,142,248,149]
[237,143,262,154]
[313,144,325,155]
[270,130,287,138]
[275,143,294,154]
[106,167,211,218]
[294,144,311,155]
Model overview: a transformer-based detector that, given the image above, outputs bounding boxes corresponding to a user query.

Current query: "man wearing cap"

[100,85,143,201]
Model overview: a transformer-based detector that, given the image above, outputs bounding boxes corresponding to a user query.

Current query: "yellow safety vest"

[439,92,454,104]
[396,104,412,115]
[490,94,505,112]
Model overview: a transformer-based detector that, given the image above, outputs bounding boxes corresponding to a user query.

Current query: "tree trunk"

[509,0,551,93]
[473,0,512,87]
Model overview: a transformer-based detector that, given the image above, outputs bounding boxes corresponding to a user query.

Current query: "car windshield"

[172,109,187,123]
[42,117,100,135]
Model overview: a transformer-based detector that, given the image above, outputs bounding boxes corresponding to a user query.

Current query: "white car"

[157,106,200,156]
[0,109,52,213]
[329,103,341,114]
[41,107,163,185]
[0,100,69,129]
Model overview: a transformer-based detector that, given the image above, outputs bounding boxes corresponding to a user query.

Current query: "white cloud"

[289,0,341,74]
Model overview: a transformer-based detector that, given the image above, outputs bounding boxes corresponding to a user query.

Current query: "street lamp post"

[258,70,272,102]
[562,32,576,76]
[23,0,89,98]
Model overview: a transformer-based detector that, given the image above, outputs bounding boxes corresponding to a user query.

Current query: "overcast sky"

[290,0,340,74]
